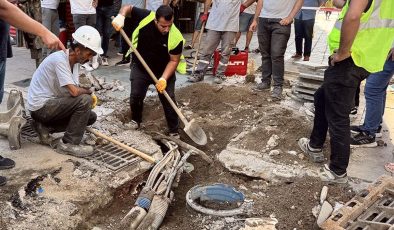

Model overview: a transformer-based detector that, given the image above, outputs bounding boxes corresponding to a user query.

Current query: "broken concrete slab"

[317,201,333,227]
[240,217,278,230]
[217,146,318,181]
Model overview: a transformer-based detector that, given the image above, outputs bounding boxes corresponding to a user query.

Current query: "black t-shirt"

[130,7,183,77]
[98,0,114,7]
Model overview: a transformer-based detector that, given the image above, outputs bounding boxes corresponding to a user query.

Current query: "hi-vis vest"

[126,12,187,74]
[328,0,394,73]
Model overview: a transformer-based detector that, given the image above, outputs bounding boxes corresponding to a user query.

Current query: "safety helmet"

[72,25,103,55]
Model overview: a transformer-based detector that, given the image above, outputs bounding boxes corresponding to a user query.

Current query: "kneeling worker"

[112,5,185,138]
[27,26,102,157]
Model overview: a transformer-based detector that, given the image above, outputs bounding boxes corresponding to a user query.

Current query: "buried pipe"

[151,132,213,164]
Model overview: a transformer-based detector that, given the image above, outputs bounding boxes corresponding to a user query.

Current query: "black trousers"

[129,63,179,133]
[257,18,291,87]
[30,95,97,145]
[309,57,369,175]
[294,18,315,57]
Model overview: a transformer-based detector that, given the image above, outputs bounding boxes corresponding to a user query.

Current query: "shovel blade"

[184,119,207,146]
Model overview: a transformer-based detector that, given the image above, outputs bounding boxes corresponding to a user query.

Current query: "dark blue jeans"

[257,18,291,87]
[361,58,394,136]
[96,5,113,56]
[294,18,315,57]
[309,57,369,175]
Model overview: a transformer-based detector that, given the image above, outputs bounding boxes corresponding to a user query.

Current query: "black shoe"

[0,176,6,186]
[115,58,130,66]
[350,131,377,148]
[252,82,270,92]
[184,45,193,50]
[0,155,15,170]
[351,125,382,138]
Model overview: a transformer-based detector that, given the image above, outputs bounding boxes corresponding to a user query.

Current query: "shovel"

[191,22,205,75]
[118,27,207,146]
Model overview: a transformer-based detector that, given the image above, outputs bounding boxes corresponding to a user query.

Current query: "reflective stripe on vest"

[328,0,394,73]
[126,12,187,74]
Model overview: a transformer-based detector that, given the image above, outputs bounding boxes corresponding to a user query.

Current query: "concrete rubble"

[218,146,318,181]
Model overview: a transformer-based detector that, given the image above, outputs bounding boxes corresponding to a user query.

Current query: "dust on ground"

[84,82,355,230]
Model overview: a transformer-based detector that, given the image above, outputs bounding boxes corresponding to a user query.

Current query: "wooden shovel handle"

[86,127,156,163]
[118,28,189,125]
[192,22,205,74]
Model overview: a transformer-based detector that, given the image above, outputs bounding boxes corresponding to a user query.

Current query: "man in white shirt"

[28,26,102,157]
[146,0,169,11]
[250,0,303,99]
[41,0,60,59]
[188,0,243,84]
[70,0,97,29]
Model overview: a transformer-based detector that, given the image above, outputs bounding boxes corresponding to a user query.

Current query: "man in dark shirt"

[112,5,184,137]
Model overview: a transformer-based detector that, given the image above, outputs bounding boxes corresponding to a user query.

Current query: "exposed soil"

[84,82,355,230]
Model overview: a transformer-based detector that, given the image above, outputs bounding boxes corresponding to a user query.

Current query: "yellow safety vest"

[126,12,187,74]
[328,0,394,73]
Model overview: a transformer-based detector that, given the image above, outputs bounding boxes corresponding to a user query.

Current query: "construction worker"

[298,0,394,183]
[112,5,185,137]
[350,46,394,147]
[0,0,65,186]
[188,0,243,84]
[250,0,303,99]
[27,26,102,157]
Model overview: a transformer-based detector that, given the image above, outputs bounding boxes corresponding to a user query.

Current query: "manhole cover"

[21,115,145,171]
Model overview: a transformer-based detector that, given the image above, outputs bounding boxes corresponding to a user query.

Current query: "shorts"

[195,12,204,31]
[239,12,254,32]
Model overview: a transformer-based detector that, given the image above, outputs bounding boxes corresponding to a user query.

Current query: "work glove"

[91,93,98,109]
[240,4,246,13]
[112,14,125,31]
[200,13,208,23]
[155,78,167,94]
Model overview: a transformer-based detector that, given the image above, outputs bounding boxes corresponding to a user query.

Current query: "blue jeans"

[0,59,5,103]
[96,5,113,56]
[361,58,394,136]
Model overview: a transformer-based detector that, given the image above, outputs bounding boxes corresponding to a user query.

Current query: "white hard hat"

[72,25,103,55]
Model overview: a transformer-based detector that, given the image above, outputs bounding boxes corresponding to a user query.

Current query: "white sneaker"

[92,55,99,69]
[101,57,109,66]
[81,63,94,72]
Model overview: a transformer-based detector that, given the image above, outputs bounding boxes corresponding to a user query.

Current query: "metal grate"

[21,115,147,171]
[87,142,146,171]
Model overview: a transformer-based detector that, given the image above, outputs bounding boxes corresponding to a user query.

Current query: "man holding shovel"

[112,5,185,138]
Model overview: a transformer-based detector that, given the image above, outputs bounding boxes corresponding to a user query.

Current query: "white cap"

[72,25,103,55]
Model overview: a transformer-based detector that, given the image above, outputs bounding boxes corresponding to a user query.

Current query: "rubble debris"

[316,201,333,227]
[268,150,280,156]
[266,135,279,148]
[320,186,328,205]
[218,146,317,181]
[240,217,278,230]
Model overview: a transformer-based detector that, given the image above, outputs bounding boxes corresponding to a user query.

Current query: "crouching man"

[27,25,102,157]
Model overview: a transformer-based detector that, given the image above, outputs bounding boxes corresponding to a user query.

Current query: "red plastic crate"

[213,48,248,76]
